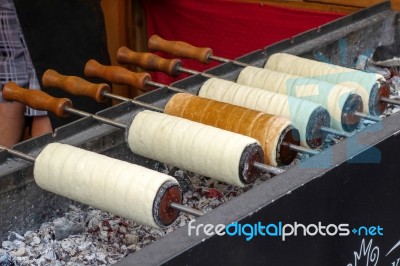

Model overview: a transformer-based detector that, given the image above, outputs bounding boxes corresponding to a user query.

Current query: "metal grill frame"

[0,2,398,265]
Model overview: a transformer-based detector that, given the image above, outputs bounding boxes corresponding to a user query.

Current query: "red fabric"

[142,0,345,84]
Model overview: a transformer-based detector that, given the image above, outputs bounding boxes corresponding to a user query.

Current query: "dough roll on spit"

[237,66,363,132]
[265,53,390,115]
[127,110,264,187]
[41,68,294,167]
[77,55,332,150]
[199,78,330,149]
[34,143,182,228]
[2,80,266,187]
[165,93,300,167]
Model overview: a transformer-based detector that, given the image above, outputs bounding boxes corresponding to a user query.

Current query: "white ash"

[0,165,271,266]
[383,75,400,116]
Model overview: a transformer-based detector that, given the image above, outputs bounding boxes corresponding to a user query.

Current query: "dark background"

[14,0,111,128]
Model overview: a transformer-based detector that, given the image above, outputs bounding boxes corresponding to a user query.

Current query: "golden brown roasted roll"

[165,93,299,166]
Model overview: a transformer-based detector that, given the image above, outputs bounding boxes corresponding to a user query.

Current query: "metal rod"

[283,142,319,156]
[0,145,36,162]
[253,162,285,176]
[170,202,204,217]
[209,55,250,68]
[354,112,382,122]
[176,66,215,79]
[103,91,164,112]
[320,126,352,138]
[381,96,400,106]
[146,80,187,94]
[64,106,127,129]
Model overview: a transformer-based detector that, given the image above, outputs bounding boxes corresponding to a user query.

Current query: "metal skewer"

[2,81,286,178]
[354,111,382,122]
[148,34,250,67]
[62,106,126,129]
[73,62,320,156]
[0,133,203,217]
[380,96,400,106]
[114,52,355,139]
[0,145,36,163]
[136,52,381,123]
[169,202,205,217]
[147,35,398,115]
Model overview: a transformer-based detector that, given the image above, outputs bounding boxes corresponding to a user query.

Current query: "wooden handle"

[42,69,111,103]
[117,46,182,76]
[392,0,400,11]
[84,59,151,90]
[148,35,213,64]
[2,82,72,117]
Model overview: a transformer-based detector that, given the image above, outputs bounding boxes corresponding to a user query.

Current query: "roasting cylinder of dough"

[126,110,264,187]
[164,93,299,167]
[34,143,181,228]
[265,53,390,115]
[237,66,363,132]
[199,78,330,149]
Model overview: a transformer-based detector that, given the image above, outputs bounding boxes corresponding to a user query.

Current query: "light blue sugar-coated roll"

[265,53,389,116]
[237,66,363,132]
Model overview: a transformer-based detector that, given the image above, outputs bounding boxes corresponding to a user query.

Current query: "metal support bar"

[102,92,164,113]
[209,55,250,68]
[0,145,36,163]
[64,106,127,129]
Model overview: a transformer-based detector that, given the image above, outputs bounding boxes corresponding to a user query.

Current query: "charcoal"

[53,218,85,241]
[0,252,14,266]
[371,43,400,67]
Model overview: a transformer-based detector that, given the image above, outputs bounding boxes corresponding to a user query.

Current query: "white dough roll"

[34,143,180,228]
[127,110,264,187]
[199,78,330,149]
[237,66,363,132]
[265,53,389,115]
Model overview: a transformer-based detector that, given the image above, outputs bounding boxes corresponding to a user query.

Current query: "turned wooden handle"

[117,46,182,76]
[392,0,400,11]
[2,82,72,117]
[42,69,111,103]
[148,35,213,64]
[84,59,151,90]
